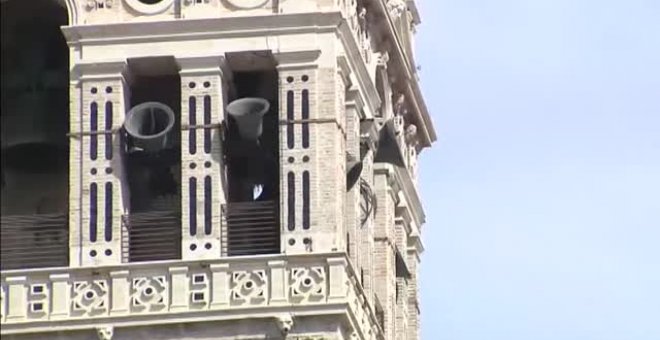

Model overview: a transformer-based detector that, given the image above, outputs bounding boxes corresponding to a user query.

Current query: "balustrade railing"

[1,253,383,339]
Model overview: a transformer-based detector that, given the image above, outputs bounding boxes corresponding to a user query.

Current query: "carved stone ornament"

[131,276,167,312]
[405,124,417,145]
[96,326,114,340]
[377,51,390,66]
[231,270,267,305]
[275,314,294,335]
[86,0,113,10]
[393,93,407,117]
[290,267,325,302]
[72,280,109,316]
[386,0,407,18]
[182,0,210,5]
[224,0,269,9]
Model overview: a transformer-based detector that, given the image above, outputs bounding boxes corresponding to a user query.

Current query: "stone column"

[372,167,397,340]
[276,50,346,255]
[177,56,229,260]
[71,62,130,267]
[4,276,27,322]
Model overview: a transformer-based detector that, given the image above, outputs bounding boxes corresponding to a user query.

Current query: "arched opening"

[1,0,70,269]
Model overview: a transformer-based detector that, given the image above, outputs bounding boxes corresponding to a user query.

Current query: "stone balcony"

[0,253,382,339]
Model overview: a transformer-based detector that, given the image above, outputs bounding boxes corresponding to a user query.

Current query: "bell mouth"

[226,97,270,118]
[124,102,175,140]
[2,143,68,173]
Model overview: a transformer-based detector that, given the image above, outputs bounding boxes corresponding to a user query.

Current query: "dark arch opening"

[1,0,70,269]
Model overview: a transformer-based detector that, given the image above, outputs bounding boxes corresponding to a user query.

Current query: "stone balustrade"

[1,253,382,339]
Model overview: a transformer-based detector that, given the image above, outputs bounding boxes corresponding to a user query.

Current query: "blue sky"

[415,0,660,339]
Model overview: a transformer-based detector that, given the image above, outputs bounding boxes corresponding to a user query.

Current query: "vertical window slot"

[286,90,294,149]
[90,183,98,242]
[302,171,310,230]
[189,96,197,155]
[287,172,295,231]
[189,177,197,236]
[105,101,113,160]
[203,95,211,154]
[204,176,212,235]
[302,89,309,149]
[90,102,98,160]
[104,182,113,242]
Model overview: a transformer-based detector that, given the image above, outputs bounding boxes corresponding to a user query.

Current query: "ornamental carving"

[290,267,325,302]
[386,0,407,18]
[96,326,114,340]
[231,270,267,305]
[393,93,408,117]
[85,0,114,10]
[72,280,109,316]
[131,276,167,312]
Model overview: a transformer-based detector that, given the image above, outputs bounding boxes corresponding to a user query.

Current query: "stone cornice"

[406,0,421,25]
[370,0,436,147]
[61,13,381,124]
[70,60,131,83]
[61,12,342,44]
[336,29,381,119]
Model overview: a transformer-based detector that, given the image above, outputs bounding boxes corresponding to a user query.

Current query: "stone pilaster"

[276,50,346,255]
[177,56,229,260]
[71,62,130,267]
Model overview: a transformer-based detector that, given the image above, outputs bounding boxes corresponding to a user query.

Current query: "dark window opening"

[0,0,70,270]
[124,58,181,214]
[122,57,182,262]
[223,61,280,256]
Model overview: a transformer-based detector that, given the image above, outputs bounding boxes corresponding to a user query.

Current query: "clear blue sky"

[415,0,660,339]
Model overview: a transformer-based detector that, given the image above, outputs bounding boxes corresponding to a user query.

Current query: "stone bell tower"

[0,0,435,339]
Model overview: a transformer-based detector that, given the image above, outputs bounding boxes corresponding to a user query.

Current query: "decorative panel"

[76,77,127,267]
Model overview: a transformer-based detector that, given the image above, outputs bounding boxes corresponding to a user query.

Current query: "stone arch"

[55,0,78,25]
